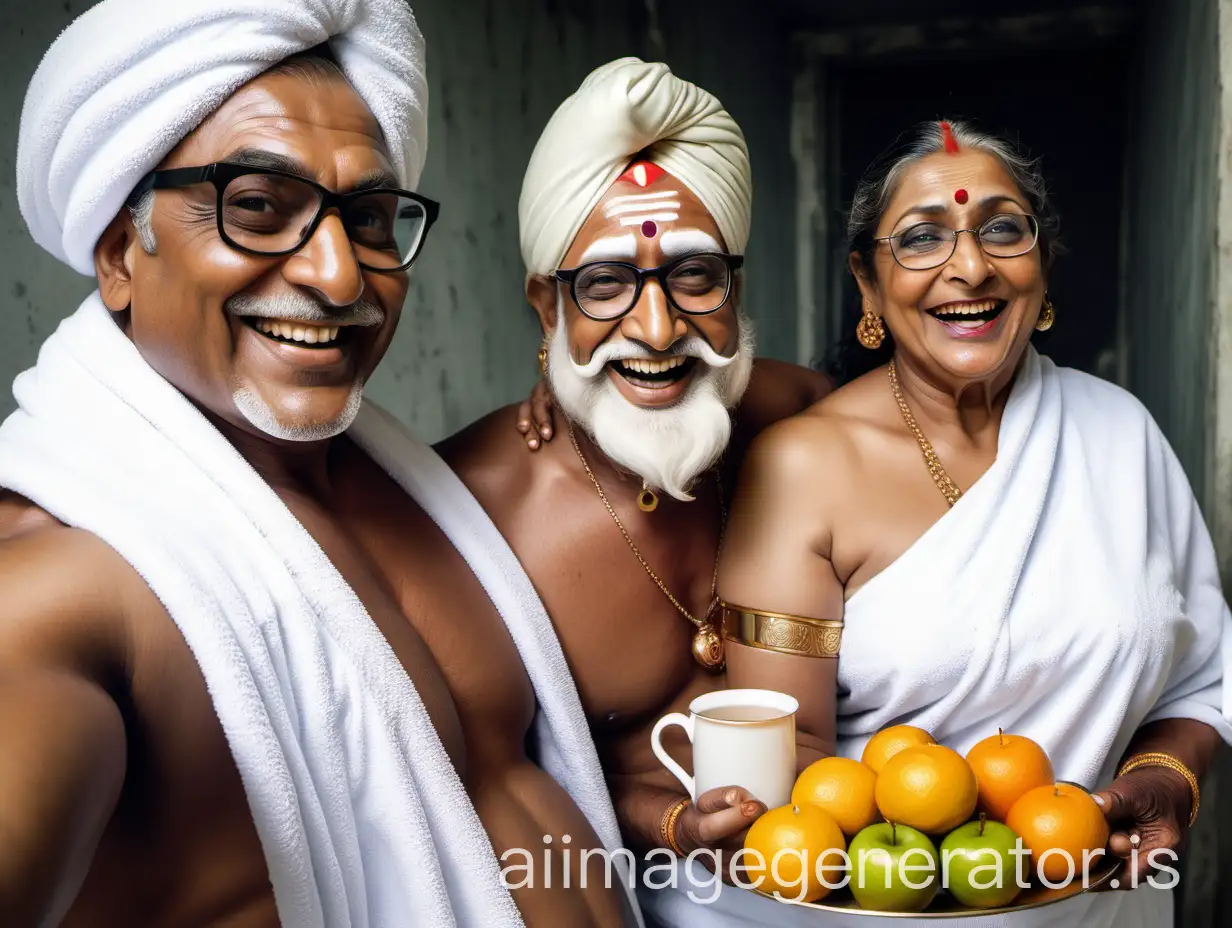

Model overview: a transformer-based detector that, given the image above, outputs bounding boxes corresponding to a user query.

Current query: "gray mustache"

[226,292,386,327]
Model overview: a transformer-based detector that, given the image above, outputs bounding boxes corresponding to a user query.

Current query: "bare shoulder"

[733,357,835,441]
[436,404,532,495]
[740,368,893,498]
[0,494,132,673]
[435,403,578,525]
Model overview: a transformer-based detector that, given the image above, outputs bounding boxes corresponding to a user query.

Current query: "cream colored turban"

[519,57,752,276]
[18,0,428,275]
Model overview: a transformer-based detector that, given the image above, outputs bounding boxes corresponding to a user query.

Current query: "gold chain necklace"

[567,422,726,672]
[888,359,963,507]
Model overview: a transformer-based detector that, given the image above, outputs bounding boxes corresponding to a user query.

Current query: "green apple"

[940,816,1025,908]
[848,822,939,912]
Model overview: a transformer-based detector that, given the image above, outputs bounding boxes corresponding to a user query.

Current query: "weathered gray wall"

[0,0,796,442]
[1122,3,1228,925]
[1121,0,1220,510]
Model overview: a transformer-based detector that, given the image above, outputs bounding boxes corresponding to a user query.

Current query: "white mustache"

[571,336,737,379]
[226,292,385,327]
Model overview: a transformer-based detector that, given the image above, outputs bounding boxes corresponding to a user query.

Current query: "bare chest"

[318,460,537,771]
[509,485,725,730]
[834,442,995,598]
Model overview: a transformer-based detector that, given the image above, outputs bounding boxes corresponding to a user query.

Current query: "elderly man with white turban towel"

[443,57,832,928]
[0,3,638,928]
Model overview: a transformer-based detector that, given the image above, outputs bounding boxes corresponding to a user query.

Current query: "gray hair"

[847,119,1060,272]
[129,189,157,254]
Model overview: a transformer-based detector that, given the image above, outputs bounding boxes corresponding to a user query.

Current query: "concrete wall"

[0,0,796,443]
[1121,0,1220,511]
[1122,3,1229,925]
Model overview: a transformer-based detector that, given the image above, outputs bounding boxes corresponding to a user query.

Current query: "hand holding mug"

[675,786,768,856]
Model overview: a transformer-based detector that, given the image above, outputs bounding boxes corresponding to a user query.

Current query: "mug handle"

[651,712,695,799]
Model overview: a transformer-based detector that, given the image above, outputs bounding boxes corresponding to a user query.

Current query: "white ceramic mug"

[650,688,798,809]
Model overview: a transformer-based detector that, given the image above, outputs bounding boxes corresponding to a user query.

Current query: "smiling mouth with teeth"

[610,355,696,388]
[928,299,1008,326]
[246,317,355,347]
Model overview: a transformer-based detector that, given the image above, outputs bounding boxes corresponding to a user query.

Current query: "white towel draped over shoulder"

[641,348,1230,928]
[0,294,639,927]
[17,0,428,275]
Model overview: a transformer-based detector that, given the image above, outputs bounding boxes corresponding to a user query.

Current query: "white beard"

[547,301,755,501]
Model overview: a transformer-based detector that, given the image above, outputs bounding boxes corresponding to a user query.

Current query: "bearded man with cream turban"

[443,57,832,924]
[0,3,638,927]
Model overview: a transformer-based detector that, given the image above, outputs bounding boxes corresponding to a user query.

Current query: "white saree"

[640,348,1231,928]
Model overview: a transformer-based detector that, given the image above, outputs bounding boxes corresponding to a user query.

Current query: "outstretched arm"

[717,418,844,755]
[0,531,128,927]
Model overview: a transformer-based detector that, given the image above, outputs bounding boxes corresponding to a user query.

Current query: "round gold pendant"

[638,487,659,512]
[692,624,725,672]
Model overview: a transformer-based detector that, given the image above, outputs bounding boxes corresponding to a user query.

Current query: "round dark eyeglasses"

[126,161,441,272]
[554,252,744,322]
[875,213,1039,270]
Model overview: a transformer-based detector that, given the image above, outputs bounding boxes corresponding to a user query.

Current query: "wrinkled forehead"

[566,161,727,262]
[882,150,1025,230]
[163,67,394,182]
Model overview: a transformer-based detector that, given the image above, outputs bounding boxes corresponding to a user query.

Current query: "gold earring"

[856,308,886,349]
[1036,296,1055,332]
[537,344,549,376]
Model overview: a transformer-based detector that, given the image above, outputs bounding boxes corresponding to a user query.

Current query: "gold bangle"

[1117,751,1200,827]
[660,797,690,857]
[720,603,843,658]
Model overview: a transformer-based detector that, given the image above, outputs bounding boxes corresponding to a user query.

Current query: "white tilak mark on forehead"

[617,212,679,226]
[605,189,682,205]
[604,193,680,219]
[580,233,638,263]
[660,229,722,258]
[606,198,682,217]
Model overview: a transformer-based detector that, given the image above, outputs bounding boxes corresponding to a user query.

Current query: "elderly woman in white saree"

[708,119,1231,928]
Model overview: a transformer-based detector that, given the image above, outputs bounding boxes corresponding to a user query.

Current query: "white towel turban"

[519,57,752,277]
[17,0,428,276]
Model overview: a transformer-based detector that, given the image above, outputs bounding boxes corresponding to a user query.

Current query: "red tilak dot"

[954,188,969,204]
[641,219,658,238]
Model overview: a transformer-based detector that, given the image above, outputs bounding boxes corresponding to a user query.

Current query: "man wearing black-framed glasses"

[0,7,634,927]
[441,58,836,926]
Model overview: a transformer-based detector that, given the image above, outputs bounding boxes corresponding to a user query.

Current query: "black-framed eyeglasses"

[875,213,1039,271]
[554,252,744,322]
[126,162,441,272]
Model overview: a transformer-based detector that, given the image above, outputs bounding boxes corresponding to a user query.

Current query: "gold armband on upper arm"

[720,603,843,658]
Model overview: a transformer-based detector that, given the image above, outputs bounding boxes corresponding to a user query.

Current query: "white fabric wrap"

[518,57,751,276]
[17,0,428,275]
[640,349,1231,928]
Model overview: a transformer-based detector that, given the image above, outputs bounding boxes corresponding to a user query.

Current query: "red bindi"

[641,219,658,238]
[617,160,666,188]
[954,188,969,204]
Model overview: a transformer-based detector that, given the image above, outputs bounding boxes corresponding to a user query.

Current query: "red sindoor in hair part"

[940,121,960,154]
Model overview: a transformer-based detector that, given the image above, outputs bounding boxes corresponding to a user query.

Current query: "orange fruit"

[1006,783,1110,884]
[862,725,936,774]
[874,743,978,835]
[743,804,848,902]
[965,730,1055,822]
[792,757,880,837]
